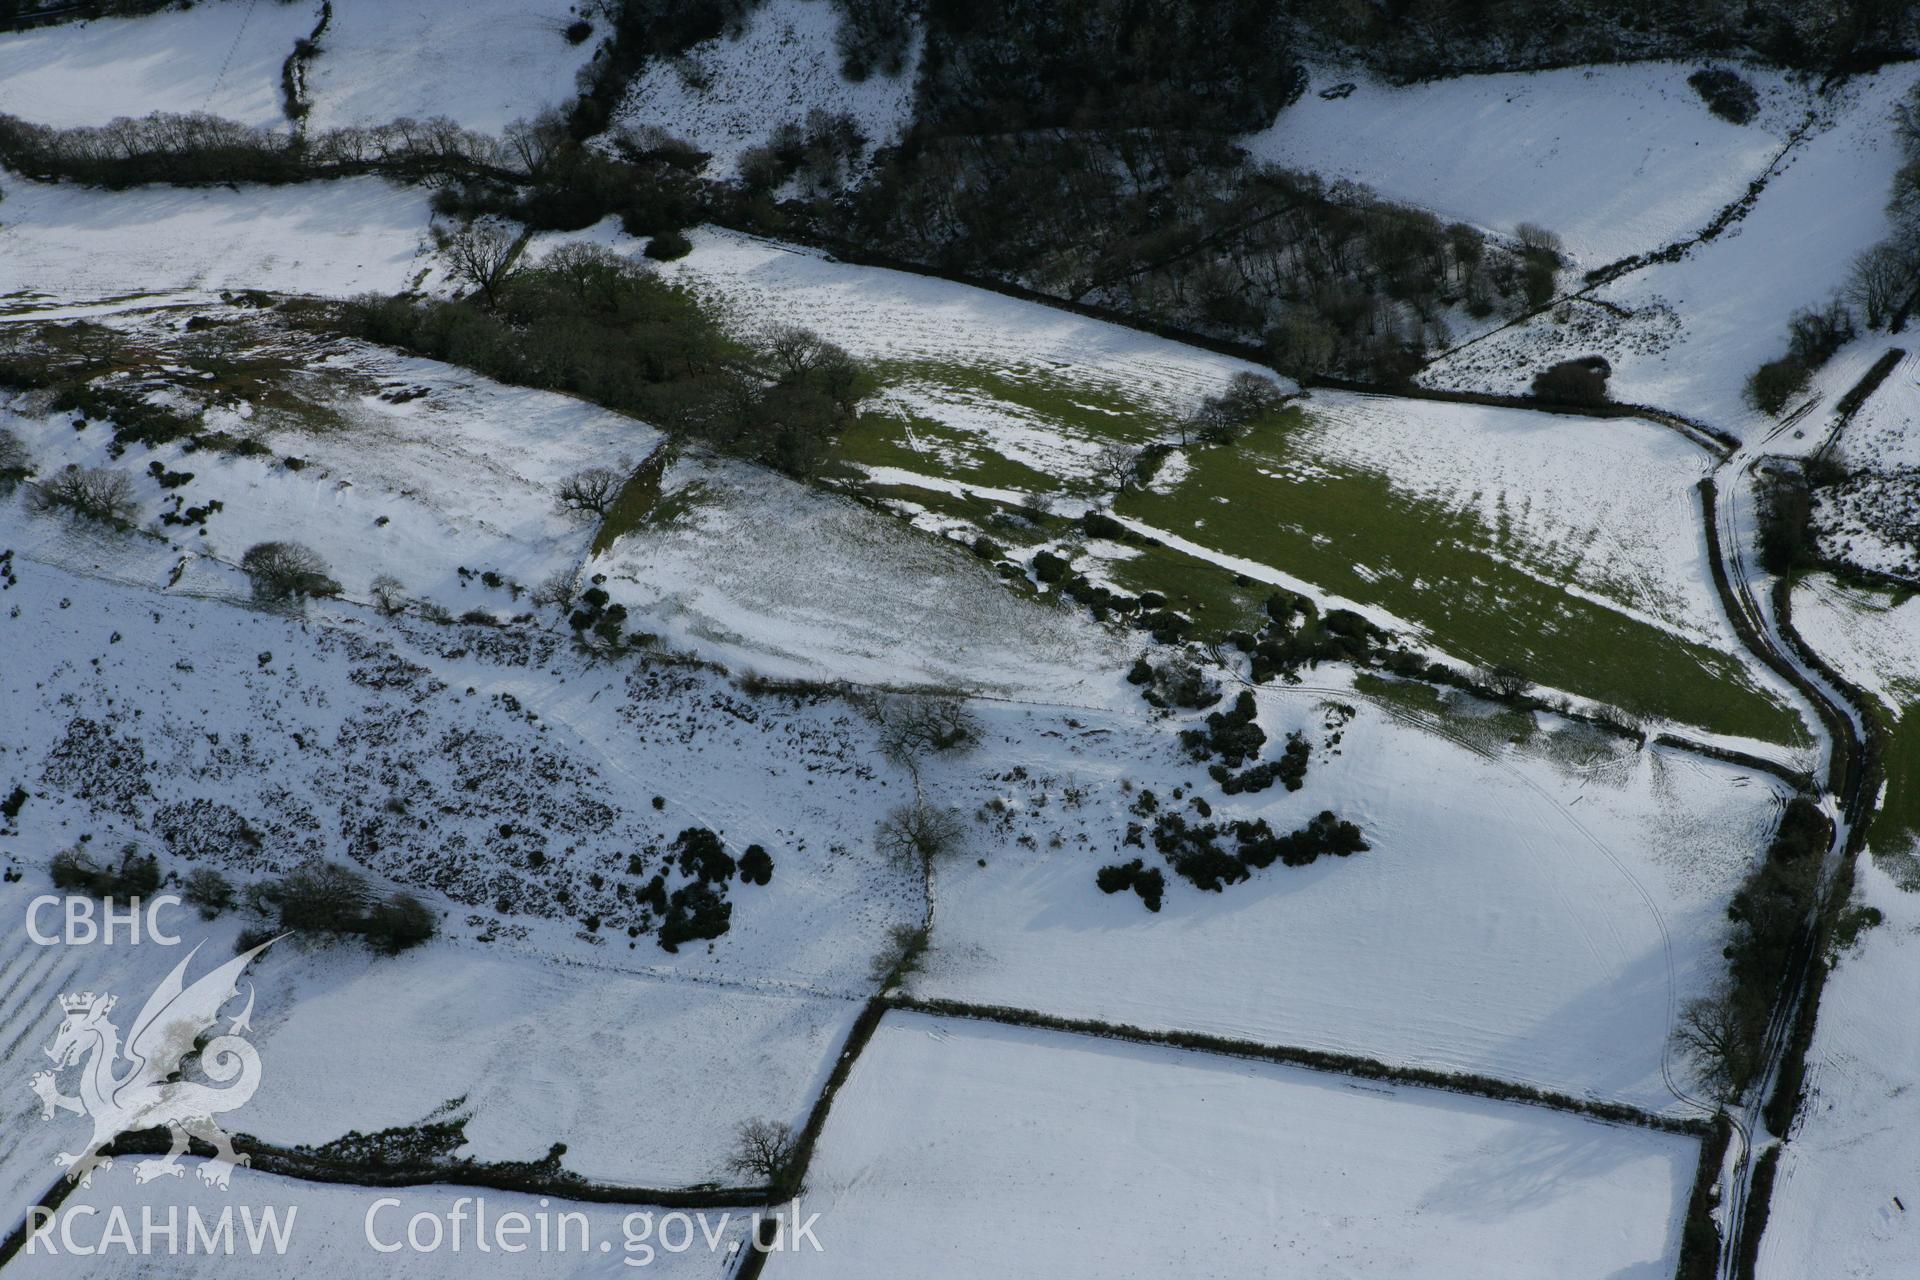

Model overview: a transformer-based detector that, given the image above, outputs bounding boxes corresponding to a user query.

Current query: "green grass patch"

[838,358,1175,497]
[837,406,1065,494]
[1118,413,1803,744]
[591,447,674,554]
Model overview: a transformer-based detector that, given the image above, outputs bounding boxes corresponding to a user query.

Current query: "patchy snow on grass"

[1814,347,1920,576]
[304,0,598,134]
[1246,63,1807,268]
[0,0,316,127]
[915,683,1787,1114]
[770,1012,1698,1280]
[0,180,435,312]
[593,454,1138,703]
[611,0,920,179]
[547,223,1287,416]
[1426,64,1920,435]
[1301,391,1730,649]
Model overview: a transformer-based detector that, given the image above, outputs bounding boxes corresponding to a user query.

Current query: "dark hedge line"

[885,995,1707,1135]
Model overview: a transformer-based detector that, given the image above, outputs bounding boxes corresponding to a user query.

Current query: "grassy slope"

[1118,412,1798,741]
[842,361,1801,744]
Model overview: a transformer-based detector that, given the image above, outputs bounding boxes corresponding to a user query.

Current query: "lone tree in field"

[726,1118,800,1189]
[437,219,522,308]
[1479,663,1532,700]
[1094,441,1143,493]
[875,800,966,870]
[240,541,341,602]
[369,574,407,615]
[1673,985,1759,1101]
[876,696,981,769]
[554,466,623,518]
[1846,243,1913,330]
[35,465,137,526]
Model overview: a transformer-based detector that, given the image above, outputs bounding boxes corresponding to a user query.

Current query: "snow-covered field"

[1758,855,1920,1280]
[1245,62,1808,268]
[2,315,659,610]
[7,1164,744,1277]
[915,681,1786,1114]
[593,454,1137,701]
[1832,349,1920,472]
[0,919,851,1203]
[768,1012,1698,1279]
[1426,64,1920,435]
[0,553,927,1191]
[303,0,599,134]
[0,180,435,313]
[1815,348,1920,576]
[1296,391,1732,650]
[1758,575,1920,1279]
[1788,574,1920,716]
[0,0,316,127]
[612,0,920,179]
[567,225,1285,419]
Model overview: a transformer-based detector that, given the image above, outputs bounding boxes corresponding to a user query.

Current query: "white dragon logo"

[30,938,276,1191]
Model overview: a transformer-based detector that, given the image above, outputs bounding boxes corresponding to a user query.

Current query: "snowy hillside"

[611,0,919,178]
[1245,62,1809,268]
[3,10,1915,1277]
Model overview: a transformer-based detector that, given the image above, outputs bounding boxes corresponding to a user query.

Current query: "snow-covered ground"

[915,681,1786,1114]
[0,180,435,313]
[7,1163,744,1276]
[1759,575,1920,1279]
[0,0,317,127]
[768,1012,1698,1279]
[553,225,1285,419]
[303,0,599,134]
[1815,348,1920,577]
[1788,573,1920,713]
[1426,64,1920,436]
[1,316,659,611]
[1298,391,1732,651]
[1245,62,1808,268]
[1832,349,1920,472]
[0,917,850,1203]
[611,0,920,179]
[593,454,1138,702]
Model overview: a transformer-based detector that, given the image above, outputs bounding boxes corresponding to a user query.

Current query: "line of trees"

[320,241,873,478]
[1745,80,1920,416]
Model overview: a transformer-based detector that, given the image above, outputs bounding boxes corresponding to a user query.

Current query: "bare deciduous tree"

[34,465,137,526]
[369,574,407,616]
[532,568,578,611]
[437,220,522,308]
[501,109,569,179]
[1846,243,1913,330]
[239,541,341,602]
[726,1118,799,1188]
[876,696,981,767]
[1673,986,1757,1102]
[555,466,623,518]
[1094,441,1142,493]
[874,800,967,869]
